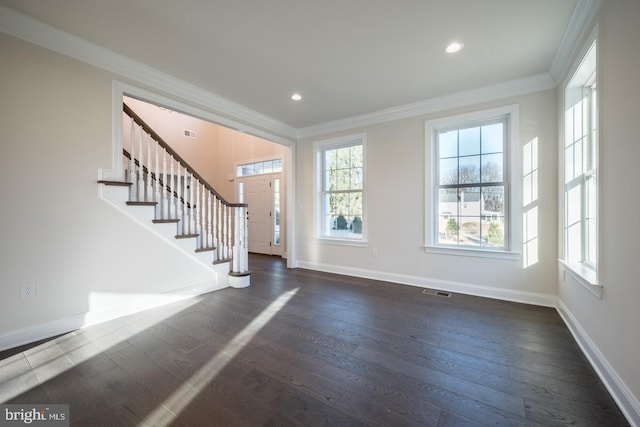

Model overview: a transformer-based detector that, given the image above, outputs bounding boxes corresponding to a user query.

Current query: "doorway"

[237,159,285,257]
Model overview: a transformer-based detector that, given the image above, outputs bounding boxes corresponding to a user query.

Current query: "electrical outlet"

[21,284,36,299]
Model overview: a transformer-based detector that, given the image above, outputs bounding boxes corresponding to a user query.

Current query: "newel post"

[228,203,250,288]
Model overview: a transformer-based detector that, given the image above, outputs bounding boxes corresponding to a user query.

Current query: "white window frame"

[560,30,601,296]
[425,105,521,260]
[314,133,368,246]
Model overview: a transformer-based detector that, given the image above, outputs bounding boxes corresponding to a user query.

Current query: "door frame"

[235,156,286,257]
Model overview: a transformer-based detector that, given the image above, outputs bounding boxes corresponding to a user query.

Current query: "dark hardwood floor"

[0,254,629,426]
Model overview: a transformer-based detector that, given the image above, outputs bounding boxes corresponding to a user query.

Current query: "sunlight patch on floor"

[0,296,202,403]
[141,287,299,426]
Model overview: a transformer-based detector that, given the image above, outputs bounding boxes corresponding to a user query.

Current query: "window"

[315,134,366,242]
[426,105,519,258]
[237,159,282,177]
[273,178,281,246]
[562,38,598,287]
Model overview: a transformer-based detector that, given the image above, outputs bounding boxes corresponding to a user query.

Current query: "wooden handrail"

[123,102,247,208]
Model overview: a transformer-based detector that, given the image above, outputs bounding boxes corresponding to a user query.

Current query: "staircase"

[99,103,250,288]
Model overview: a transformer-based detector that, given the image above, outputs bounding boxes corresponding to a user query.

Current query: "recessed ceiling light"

[291,93,302,101]
[445,41,464,54]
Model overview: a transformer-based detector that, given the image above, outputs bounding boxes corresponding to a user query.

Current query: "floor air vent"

[422,289,452,298]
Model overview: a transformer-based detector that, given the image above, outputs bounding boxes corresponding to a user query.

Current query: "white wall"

[296,89,558,304]
[558,1,640,423]
[0,34,224,344]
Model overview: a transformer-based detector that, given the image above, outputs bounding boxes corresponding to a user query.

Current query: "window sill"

[424,245,520,261]
[559,259,602,298]
[316,237,369,247]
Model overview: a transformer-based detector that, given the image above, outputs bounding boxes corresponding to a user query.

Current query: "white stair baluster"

[147,133,153,202]
[137,126,144,201]
[177,163,183,234]
[169,157,176,219]
[188,173,194,235]
[161,148,167,219]
[195,181,201,247]
[128,117,136,199]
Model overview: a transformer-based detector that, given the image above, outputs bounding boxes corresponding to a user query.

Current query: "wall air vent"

[183,129,197,139]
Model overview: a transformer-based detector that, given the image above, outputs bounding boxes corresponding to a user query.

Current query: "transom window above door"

[237,159,282,177]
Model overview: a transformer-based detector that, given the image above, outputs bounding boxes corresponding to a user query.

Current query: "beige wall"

[558,0,640,418]
[297,88,558,299]
[0,34,223,335]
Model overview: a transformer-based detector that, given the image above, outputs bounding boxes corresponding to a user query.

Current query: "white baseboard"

[0,279,226,352]
[556,300,640,427]
[295,260,557,307]
[0,314,86,353]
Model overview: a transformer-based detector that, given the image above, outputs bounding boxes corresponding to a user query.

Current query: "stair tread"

[195,247,216,253]
[153,219,180,224]
[98,180,132,187]
[126,201,158,206]
[175,234,199,239]
[213,258,232,265]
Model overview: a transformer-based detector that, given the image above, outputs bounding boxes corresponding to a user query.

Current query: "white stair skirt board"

[99,183,230,273]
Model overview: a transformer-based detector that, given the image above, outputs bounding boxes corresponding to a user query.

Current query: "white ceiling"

[0,0,579,129]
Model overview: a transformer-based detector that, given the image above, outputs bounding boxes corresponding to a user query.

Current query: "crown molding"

[0,5,297,142]
[296,73,556,139]
[549,0,602,81]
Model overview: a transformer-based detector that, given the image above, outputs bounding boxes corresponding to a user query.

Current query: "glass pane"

[482,219,505,247]
[439,158,458,185]
[565,145,574,183]
[263,161,273,174]
[460,187,481,215]
[567,222,582,261]
[565,107,574,147]
[481,123,503,154]
[325,149,337,171]
[273,178,280,245]
[349,192,363,217]
[574,99,583,140]
[481,153,503,183]
[459,155,480,184]
[460,216,481,247]
[327,169,337,191]
[350,167,363,189]
[482,186,505,216]
[439,130,458,159]
[438,189,459,244]
[575,139,584,175]
[273,158,283,172]
[337,147,350,169]
[566,184,582,226]
[350,145,363,168]
[459,127,480,156]
[336,169,350,191]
